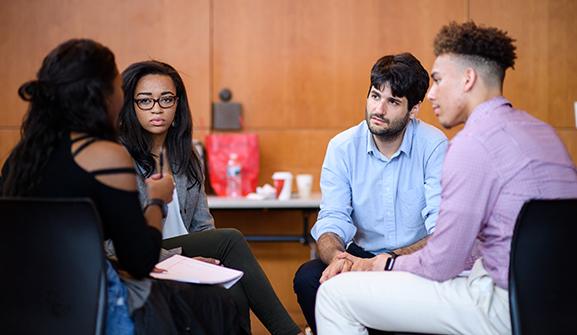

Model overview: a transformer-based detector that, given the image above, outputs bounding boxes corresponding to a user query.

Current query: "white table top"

[207,193,321,209]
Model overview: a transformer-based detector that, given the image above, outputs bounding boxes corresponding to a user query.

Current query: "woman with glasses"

[0,39,242,335]
[119,60,303,335]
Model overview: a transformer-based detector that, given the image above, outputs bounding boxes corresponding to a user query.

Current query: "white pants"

[315,259,511,335]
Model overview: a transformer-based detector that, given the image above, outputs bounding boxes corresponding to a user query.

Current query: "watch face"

[385,256,394,271]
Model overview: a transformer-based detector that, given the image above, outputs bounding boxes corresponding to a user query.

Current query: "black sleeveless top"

[16,135,161,279]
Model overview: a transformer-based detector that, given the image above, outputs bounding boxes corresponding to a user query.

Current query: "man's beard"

[366,109,410,141]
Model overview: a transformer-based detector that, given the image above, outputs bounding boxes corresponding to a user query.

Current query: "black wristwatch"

[145,198,167,218]
[384,251,398,271]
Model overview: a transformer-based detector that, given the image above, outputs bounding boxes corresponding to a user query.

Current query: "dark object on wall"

[0,198,107,335]
[509,198,577,335]
[212,88,242,130]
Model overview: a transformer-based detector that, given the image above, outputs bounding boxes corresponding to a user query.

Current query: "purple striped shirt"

[394,96,577,289]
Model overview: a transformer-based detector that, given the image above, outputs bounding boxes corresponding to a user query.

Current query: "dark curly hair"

[368,52,429,111]
[1,39,118,196]
[434,21,516,83]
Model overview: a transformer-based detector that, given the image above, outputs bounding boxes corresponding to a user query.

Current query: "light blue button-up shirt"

[311,118,448,254]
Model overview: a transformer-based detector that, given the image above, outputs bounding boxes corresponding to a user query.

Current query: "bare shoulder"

[73,140,132,169]
[72,139,137,191]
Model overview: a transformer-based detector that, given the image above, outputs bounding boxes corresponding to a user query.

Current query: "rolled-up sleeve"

[395,136,499,281]
[311,140,357,243]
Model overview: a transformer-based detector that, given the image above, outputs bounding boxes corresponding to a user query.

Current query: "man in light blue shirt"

[293,53,447,333]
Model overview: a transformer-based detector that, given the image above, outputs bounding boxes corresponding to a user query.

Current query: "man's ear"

[409,101,421,118]
[463,67,477,92]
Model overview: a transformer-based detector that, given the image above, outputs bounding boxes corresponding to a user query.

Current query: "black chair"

[509,198,577,335]
[0,198,107,335]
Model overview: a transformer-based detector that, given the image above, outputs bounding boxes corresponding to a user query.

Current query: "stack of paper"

[150,254,244,289]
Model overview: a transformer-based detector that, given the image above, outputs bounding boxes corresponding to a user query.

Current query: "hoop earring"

[171,121,176,128]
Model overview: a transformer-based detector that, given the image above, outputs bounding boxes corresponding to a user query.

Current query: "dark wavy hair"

[119,60,202,188]
[434,21,516,83]
[1,39,118,196]
[368,53,429,111]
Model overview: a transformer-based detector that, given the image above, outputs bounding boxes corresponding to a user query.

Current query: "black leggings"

[133,280,242,335]
[163,228,301,335]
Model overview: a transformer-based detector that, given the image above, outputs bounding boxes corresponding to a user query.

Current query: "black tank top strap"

[91,167,136,176]
[72,138,99,157]
[70,134,94,143]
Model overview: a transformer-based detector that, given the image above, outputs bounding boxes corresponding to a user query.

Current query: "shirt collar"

[398,119,415,157]
[365,118,415,158]
[365,122,376,154]
[466,96,512,126]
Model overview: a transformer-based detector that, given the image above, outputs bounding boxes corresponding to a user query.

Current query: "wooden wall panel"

[212,0,466,190]
[254,129,338,191]
[0,0,211,168]
[469,0,577,129]
[547,1,577,129]
[0,130,20,165]
[212,0,466,130]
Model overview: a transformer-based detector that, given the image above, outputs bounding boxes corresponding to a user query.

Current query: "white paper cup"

[296,174,313,199]
[272,171,293,200]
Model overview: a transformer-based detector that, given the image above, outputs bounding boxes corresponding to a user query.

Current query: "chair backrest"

[0,198,106,335]
[509,198,577,335]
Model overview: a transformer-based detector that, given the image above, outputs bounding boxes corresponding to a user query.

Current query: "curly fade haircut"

[434,21,516,82]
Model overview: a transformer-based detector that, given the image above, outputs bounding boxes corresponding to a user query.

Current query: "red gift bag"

[204,134,259,196]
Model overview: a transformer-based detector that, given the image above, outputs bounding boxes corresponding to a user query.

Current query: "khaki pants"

[316,259,511,335]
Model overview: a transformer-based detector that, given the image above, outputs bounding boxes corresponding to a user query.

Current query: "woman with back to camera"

[0,39,242,335]
[119,60,303,335]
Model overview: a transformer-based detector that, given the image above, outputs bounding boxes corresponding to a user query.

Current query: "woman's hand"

[146,173,174,203]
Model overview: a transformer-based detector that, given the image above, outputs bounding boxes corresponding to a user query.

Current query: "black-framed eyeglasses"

[134,96,179,110]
